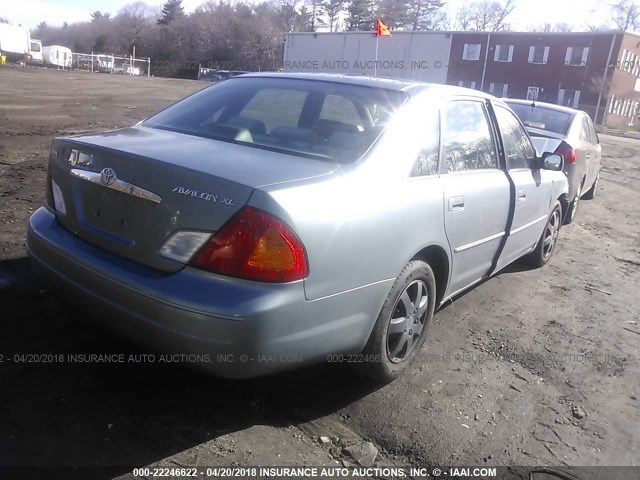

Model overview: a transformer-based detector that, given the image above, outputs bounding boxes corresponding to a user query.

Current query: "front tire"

[355,260,436,383]
[525,202,562,268]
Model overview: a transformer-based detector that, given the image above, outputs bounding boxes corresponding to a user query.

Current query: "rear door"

[584,115,602,187]
[441,99,511,296]
[492,104,553,271]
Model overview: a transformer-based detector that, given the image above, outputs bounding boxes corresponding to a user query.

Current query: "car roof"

[504,98,581,116]
[233,72,499,99]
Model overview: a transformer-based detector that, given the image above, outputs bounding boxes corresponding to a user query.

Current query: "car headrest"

[271,126,318,144]
[226,116,267,136]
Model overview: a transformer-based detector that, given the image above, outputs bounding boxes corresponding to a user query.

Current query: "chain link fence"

[71,52,150,77]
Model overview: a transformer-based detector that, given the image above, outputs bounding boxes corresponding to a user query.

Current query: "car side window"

[410,112,440,177]
[580,116,592,143]
[240,89,307,133]
[587,118,599,145]
[494,105,536,169]
[319,94,362,126]
[583,116,598,144]
[442,100,498,172]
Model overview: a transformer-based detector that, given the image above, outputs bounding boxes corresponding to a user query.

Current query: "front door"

[492,104,553,271]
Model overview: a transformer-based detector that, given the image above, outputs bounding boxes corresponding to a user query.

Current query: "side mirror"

[539,152,564,171]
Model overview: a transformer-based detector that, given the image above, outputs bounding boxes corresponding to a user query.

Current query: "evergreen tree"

[158,0,186,25]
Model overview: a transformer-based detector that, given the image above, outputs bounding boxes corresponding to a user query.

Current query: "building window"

[609,94,615,113]
[489,82,508,97]
[494,45,514,62]
[558,89,580,108]
[458,80,477,89]
[463,44,481,61]
[565,47,589,66]
[528,46,549,64]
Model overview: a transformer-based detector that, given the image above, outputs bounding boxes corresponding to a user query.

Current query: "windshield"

[144,77,408,163]
[507,103,573,135]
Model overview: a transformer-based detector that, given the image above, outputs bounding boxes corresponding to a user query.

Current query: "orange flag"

[376,19,391,37]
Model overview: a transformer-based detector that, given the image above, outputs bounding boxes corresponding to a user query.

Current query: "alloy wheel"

[543,209,561,259]
[387,280,429,363]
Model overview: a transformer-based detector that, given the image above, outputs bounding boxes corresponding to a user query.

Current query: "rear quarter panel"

[251,169,448,302]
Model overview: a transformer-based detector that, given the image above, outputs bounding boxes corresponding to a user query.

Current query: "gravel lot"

[0,67,638,477]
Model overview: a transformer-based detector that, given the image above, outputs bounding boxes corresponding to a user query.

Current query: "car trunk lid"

[49,126,339,273]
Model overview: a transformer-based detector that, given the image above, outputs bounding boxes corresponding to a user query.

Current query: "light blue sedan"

[27,73,568,382]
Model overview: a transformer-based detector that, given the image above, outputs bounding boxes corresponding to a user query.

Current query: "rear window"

[144,77,408,163]
[506,103,573,135]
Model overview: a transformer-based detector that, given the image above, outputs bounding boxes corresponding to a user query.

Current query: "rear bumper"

[27,207,385,378]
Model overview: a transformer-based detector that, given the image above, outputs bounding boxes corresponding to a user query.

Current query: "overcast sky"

[2,0,610,31]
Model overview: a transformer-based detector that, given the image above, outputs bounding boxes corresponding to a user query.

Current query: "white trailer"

[284,31,453,83]
[42,45,73,68]
[0,23,30,62]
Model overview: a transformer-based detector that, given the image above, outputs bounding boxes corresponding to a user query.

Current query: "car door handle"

[517,189,527,201]
[448,196,464,212]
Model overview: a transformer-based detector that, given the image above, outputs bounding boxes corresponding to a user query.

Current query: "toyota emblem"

[100,167,117,186]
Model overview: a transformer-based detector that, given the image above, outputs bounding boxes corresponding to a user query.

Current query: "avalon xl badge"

[172,186,235,206]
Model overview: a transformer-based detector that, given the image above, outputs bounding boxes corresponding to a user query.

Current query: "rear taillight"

[554,141,578,164]
[191,207,308,282]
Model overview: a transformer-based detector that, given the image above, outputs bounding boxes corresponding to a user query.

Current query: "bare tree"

[114,2,156,52]
[584,22,613,31]
[306,0,327,30]
[455,0,515,31]
[375,0,411,30]
[528,22,573,32]
[321,0,346,31]
[406,0,447,31]
[610,0,640,31]
[345,0,376,31]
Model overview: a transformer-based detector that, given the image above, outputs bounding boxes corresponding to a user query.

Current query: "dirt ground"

[0,67,638,477]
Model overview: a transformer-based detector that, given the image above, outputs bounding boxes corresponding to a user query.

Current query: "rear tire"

[583,171,600,200]
[354,260,436,383]
[564,182,582,225]
[525,202,562,268]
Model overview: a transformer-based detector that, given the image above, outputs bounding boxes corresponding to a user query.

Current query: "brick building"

[446,31,640,127]
[284,30,640,127]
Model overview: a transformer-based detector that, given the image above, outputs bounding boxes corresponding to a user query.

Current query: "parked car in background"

[27,74,568,382]
[199,70,225,82]
[96,54,114,73]
[199,69,250,82]
[113,64,141,76]
[505,99,601,224]
[74,54,98,71]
